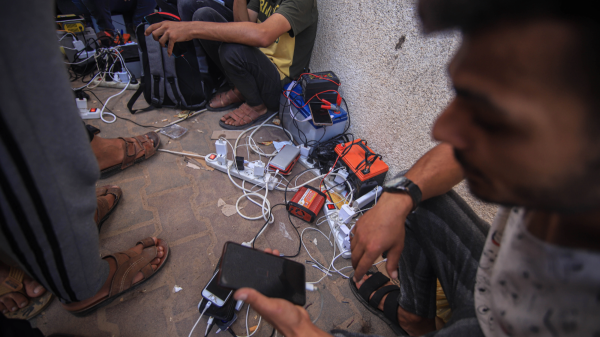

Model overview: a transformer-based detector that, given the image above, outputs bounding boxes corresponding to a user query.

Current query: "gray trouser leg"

[396,190,489,336]
[0,0,109,302]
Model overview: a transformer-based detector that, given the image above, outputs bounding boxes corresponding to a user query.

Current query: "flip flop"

[349,271,408,336]
[207,89,244,112]
[62,237,169,317]
[1,267,53,320]
[99,132,160,179]
[94,185,122,231]
[219,104,275,130]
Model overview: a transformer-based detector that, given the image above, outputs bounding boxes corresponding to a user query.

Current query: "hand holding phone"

[218,242,306,306]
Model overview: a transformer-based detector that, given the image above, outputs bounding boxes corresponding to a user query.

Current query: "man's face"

[432,18,600,212]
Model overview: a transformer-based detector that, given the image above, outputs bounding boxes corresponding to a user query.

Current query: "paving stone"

[104,284,170,336]
[147,187,208,242]
[98,177,154,232]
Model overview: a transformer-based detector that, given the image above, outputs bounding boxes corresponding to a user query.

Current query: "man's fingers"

[167,39,175,57]
[158,32,169,48]
[144,22,162,36]
[234,288,282,318]
[385,244,403,280]
[353,250,380,282]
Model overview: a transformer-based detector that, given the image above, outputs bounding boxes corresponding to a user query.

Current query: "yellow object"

[436,279,452,323]
[63,22,85,33]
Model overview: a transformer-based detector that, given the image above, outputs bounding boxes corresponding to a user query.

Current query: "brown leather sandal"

[99,132,160,179]
[62,237,169,317]
[1,267,53,320]
[219,103,273,130]
[94,185,122,231]
[207,89,245,112]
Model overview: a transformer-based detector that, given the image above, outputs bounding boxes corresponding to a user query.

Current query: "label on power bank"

[298,189,317,207]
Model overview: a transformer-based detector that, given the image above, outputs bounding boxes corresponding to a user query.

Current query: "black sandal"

[350,271,408,336]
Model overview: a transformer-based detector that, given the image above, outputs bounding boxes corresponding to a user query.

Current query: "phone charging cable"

[189,301,212,337]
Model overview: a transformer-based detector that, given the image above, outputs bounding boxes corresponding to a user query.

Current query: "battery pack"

[300,71,340,105]
[335,139,389,199]
[287,185,327,222]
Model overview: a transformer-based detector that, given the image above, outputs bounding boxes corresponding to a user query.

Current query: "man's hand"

[351,192,413,281]
[233,249,332,337]
[145,21,194,56]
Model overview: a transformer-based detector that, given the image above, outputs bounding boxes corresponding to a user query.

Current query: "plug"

[215,139,228,156]
[339,204,356,224]
[305,283,317,291]
[72,40,85,51]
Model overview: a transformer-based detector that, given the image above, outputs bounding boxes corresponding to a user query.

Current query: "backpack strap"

[144,27,165,107]
[127,80,157,114]
[161,48,184,107]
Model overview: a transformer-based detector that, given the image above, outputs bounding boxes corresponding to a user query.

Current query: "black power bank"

[217,242,306,306]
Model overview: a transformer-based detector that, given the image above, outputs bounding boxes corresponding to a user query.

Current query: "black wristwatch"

[383,176,422,212]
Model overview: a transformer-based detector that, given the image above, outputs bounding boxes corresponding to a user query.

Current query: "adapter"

[339,204,356,224]
[215,139,228,156]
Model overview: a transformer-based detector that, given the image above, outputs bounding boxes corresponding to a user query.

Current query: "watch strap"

[383,177,422,212]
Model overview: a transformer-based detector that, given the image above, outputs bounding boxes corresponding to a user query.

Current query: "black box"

[300,71,340,105]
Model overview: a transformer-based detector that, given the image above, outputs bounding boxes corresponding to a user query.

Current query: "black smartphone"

[217,242,306,306]
[309,103,333,126]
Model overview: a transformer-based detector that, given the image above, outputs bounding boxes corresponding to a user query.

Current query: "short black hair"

[418,0,600,139]
[418,0,598,33]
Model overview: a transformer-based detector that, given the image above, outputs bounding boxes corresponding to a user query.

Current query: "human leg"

[179,0,233,22]
[354,190,489,336]
[0,0,108,304]
[81,0,116,32]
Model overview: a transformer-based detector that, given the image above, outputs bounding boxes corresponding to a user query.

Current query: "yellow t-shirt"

[248,0,318,81]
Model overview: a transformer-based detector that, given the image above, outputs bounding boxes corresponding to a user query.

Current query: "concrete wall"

[309,0,498,222]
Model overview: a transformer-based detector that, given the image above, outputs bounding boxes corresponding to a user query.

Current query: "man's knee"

[218,43,249,68]
[191,4,221,22]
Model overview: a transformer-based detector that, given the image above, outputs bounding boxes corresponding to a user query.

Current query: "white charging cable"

[188,301,211,337]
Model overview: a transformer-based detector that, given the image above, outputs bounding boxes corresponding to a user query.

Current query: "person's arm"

[351,143,463,281]
[232,0,257,22]
[144,13,289,55]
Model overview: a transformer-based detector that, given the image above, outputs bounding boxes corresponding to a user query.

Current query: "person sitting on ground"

[229,0,600,336]
[71,0,156,38]
[1,0,168,321]
[145,0,318,130]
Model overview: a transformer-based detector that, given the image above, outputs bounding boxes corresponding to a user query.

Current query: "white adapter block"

[249,161,265,177]
[215,139,228,156]
[205,154,277,190]
[339,204,356,224]
[322,202,355,259]
[76,98,87,110]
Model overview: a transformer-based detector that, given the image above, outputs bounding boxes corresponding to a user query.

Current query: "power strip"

[323,201,354,259]
[204,155,278,190]
[91,77,140,90]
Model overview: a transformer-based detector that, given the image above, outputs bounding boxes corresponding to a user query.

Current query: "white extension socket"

[90,76,140,90]
[205,155,278,190]
[323,201,355,259]
[322,185,384,259]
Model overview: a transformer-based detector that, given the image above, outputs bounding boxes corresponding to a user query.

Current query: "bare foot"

[221,103,268,126]
[210,87,244,109]
[0,262,46,314]
[91,135,156,171]
[355,274,436,336]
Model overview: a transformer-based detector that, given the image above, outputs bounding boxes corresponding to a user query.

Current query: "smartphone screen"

[202,270,233,306]
[218,242,306,306]
[309,103,333,126]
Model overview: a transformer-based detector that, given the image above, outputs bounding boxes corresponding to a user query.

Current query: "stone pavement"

[30,85,396,337]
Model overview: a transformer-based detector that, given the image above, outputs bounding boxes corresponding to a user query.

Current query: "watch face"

[385,176,408,189]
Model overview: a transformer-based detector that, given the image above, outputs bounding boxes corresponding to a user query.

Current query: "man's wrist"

[380,192,414,218]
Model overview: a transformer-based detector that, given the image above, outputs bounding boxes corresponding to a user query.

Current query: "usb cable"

[189,301,212,337]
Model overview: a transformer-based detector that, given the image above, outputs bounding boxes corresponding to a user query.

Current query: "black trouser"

[334,190,489,337]
[190,8,282,111]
